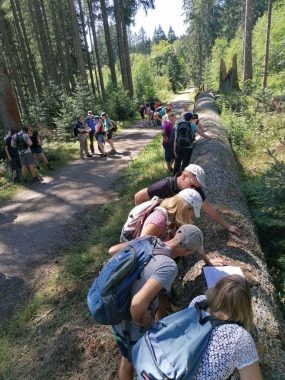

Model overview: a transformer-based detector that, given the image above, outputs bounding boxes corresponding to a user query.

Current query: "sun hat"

[174,224,204,253]
[100,111,107,117]
[178,188,203,217]
[87,110,93,115]
[184,164,206,188]
[183,112,193,121]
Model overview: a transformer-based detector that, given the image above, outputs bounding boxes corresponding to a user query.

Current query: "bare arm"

[4,146,11,160]
[108,241,129,256]
[134,188,150,205]
[130,278,163,326]
[239,362,263,380]
[140,223,162,238]
[202,200,240,235]
[195,126,211,139]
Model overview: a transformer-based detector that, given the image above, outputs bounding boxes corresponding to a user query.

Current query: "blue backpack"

[132,301,237,380]
[87,236,158,325]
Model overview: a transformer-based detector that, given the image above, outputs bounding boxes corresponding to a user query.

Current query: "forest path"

[0,91,191,318]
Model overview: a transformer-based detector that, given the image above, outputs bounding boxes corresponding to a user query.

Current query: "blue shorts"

[31,146,43,154]
[112,328,137,361]
[96,133,105,143]
[163,144,174,163]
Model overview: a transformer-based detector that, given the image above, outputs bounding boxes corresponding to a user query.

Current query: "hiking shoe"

[32,177,41,183]
[100,154,107,157]
[86,153,93,158]
[110,149,117,154]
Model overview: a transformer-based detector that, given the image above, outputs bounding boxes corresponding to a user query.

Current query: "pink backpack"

[120,197,167,242]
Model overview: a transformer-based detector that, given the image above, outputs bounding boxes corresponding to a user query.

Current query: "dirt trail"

[0,92,191,318]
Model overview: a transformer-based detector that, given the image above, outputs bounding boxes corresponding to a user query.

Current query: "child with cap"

[110,224,216,380]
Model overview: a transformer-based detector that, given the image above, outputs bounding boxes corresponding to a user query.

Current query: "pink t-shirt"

[143,208,175,241]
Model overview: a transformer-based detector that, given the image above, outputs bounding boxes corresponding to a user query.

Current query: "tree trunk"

[27,0,50,85]
[113,0,128,91]
[87,0,106,98]
[219,55,240,92]
[56,0,76,90]
[86,4,101,97]
[10,0,38,96]
[67,0,88,84]
[78,0,96,95]
[99,0,117,86]
[243,0,253,81]
[262,0,273,90]
[49,0,71,92]
[179,92,285,379]
[120,5,134,98]
[0,9,27,113]
[0,59,21,133]
[40,0,58,82]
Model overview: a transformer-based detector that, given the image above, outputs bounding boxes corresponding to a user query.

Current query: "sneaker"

[86,153,93,158]
[100,154,107,157]
[32,177,41,182]
[110,149,117,154]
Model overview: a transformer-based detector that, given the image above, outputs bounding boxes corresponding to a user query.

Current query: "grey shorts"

[19,152,34,166]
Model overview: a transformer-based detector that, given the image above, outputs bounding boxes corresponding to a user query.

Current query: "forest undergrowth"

[217,90,285,317]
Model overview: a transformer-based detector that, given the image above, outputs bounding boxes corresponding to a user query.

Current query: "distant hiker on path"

[85,110,96,155]
[101,112,117,154]
[95,117,107,157]
[74,115,92,160]
[110,225,209,380]
[28,127,52,170]
[162,112,176,173]
[173,112,211,175]
[4,129,21,183]
[11,126,41,183]
[134,164,241,235]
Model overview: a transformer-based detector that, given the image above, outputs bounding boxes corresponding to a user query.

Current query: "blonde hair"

[160,194,193,226]
[206,275,253,330]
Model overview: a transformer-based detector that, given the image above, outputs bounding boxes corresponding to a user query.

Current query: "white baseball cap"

[184,164,206,188]
[178,188,203,217]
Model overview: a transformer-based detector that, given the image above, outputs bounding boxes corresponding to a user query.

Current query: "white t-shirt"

[190,295,259,380]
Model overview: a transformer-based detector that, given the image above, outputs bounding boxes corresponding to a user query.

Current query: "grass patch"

[0,135,167,380]
[0,141,78,205]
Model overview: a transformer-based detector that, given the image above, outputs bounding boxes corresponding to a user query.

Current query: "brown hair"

[206,275,253,330]
[160,194,194,227]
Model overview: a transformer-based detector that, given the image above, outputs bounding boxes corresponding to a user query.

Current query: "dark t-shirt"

[30,131,40,149]
[147,173,206,201]
[5,135,19,158]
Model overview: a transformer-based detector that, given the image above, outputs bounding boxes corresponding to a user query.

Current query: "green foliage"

[218,88,285,315]
[132,53,156,103]
[105,86,136,120]
[152,24,167,44]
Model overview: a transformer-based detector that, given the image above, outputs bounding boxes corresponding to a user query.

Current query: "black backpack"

[74,124,79,137]
[175,121,195,149]
[15,133,29,153]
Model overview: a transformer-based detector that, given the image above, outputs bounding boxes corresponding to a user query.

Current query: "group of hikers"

[87,101,263,380]
[74,110,118,159]
[4,126,52,183]
[3,110,118,183]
